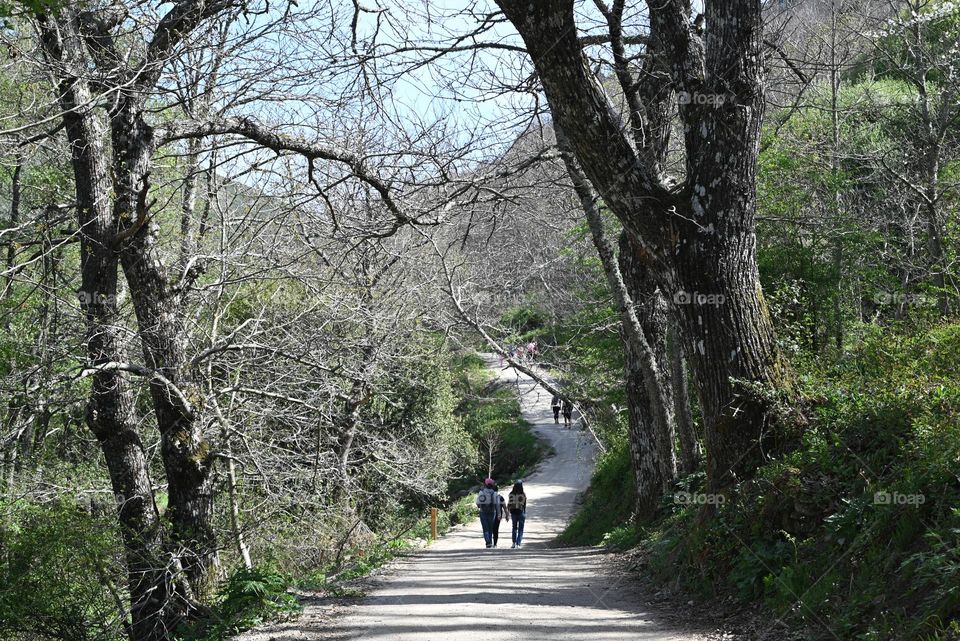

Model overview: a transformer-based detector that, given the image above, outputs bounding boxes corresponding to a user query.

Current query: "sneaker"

[511,544,516,549]
[485,543,492,548]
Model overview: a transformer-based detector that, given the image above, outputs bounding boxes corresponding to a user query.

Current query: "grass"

[558,438,636,546]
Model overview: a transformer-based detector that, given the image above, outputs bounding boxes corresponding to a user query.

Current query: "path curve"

[239,357,703,641]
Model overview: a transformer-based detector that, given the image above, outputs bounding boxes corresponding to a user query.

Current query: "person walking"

[508,480,527,548]
[491,485,509,548]
[551,394,562,424]
[476,478,499,548]
[561,398,573,427]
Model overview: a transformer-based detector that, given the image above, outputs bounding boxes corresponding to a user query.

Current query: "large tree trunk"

[618,233,677,485]
[112,106,217,598]
[36,12,197,638]
[667,323,700,474]
[496,0,794,492]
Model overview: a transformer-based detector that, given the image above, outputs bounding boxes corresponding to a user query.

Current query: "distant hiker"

[561,399,573,427]
[526,341,537,361]
[508,480,527,548]
[476,478,500,548]
[491,485,509,548]
[517,344,527,361]
[551,394,562,424]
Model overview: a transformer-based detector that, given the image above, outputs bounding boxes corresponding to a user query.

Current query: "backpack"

[477,487,498,515]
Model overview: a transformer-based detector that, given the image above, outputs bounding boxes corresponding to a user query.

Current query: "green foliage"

[559,439,636,546]
[500,304,548,341]
[633,322,960,641]
[451,352,548,486]
[864,0,960,86]
[300,538,412,591]
[0,499,126,641]
[176,567,302,641]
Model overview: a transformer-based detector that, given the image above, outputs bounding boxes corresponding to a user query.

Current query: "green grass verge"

[557,439,636,547]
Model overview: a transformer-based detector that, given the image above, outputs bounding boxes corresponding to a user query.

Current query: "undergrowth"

[567,322,960,641]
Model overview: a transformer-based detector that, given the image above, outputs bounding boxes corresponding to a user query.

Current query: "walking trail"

[240,357,707,641]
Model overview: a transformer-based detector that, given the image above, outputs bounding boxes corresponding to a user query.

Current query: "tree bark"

[618,233,677,484]
[555,125,674,519]
[112,106,217,598]
[667,323,700,474]
[35,12,197,639]
[495,0,794,491]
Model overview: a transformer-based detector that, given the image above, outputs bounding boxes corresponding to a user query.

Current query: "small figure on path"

[508,480,527,548]
[476,478,500,548]
[526,341,537,361]
[551,394,562,424]
[492,485,509,548]
[562,399,573,427]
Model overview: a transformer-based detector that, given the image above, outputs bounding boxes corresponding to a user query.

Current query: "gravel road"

[238,359,707,641]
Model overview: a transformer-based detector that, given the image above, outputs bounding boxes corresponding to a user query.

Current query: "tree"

[492,0,795,491]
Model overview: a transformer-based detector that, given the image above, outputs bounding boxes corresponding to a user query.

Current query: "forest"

[0,0,958,640]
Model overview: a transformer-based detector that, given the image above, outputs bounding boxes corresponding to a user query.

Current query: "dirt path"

[239,358,708,641]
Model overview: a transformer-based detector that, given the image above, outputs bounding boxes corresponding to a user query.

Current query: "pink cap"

[484,478,494,486]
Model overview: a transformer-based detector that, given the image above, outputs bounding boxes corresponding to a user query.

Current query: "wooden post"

[430,507,438,541]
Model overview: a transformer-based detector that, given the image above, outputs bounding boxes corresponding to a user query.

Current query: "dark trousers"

[492,517,502,546]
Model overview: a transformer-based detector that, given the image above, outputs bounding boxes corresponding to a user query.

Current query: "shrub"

[177,567,301,641]
[0,499,126,641]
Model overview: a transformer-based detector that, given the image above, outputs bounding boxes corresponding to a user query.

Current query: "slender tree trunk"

[667,324,700,474]
[38,14,210,635]
[113,107,217,597]
[211,395,253,570]
[555,126,674,518]
[2,157,21,300]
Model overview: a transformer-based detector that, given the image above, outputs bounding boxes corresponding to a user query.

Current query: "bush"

[634,322,960,640]
[177,567,301,641]
[0,499,126,641]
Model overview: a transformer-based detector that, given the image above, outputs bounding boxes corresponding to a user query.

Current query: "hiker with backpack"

[508,480,527,548]
[475,478,502,548]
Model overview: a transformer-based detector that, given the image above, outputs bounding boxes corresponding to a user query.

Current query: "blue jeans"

[479,511,496,546]
[511,512,526,545]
